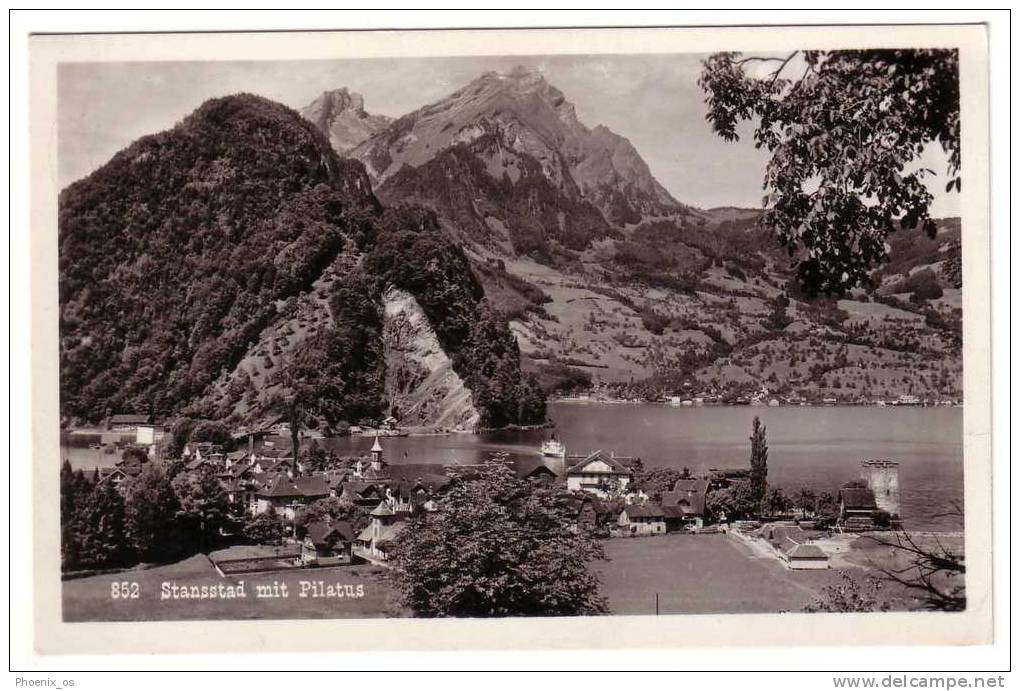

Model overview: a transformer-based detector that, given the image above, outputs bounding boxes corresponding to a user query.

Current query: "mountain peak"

[351,69,682,224]
[300,88,392,154]
[313,87,366,116]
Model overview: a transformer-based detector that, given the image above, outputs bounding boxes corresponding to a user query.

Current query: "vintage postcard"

[28,23,992,654]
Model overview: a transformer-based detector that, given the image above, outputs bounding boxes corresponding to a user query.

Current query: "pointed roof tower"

[371,501,394,517]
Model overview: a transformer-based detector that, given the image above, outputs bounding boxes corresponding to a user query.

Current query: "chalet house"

[322,469,347,496]
[340,481,389,508]
[660,478,709,530]
[355,501,406,561]
[616,503,666,536]
[217,462,258,507]
[838,481,878,531]
[565,451,635,498]
[516,459,559,486]
[98,466,129,488]
[111,453,147,481]
[301,521,355,566]
[254,474,330,520]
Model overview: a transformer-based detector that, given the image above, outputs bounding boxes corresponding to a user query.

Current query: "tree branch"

[768,52,800,88]
[734,55,792,66]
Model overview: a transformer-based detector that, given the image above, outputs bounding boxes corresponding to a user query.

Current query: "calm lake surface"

[63,403,964,531]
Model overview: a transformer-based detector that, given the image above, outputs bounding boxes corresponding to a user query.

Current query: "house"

[616,503,666,536]
[113,454,147,480]
[253,474,330,519]
[781,539,829,570]
[223,450,251,469]
[340,481,389,508]
[355,501,406,561]
[838,481,878,531]
[135,423,165,446]
[564,450,635,498]
[301,521,355,566]
[97,466,129,488]
[217,461,258,507]
[660,478,709,530]
[515,458,559,486]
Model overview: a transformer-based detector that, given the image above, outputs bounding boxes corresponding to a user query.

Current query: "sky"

[58,54,958,214]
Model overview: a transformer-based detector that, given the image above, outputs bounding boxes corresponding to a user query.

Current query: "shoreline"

[549,398,963,408]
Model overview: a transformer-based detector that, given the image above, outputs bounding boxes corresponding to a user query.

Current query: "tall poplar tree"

[749,416,769,509]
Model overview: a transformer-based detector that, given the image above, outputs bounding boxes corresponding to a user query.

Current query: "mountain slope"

[300,88,392,154]
[376,133,617,262]
[59,94,544,429]
[337,69,962,404]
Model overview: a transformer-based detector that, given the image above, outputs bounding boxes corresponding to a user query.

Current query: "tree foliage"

[388,460,607,617]
[706,479,759,521]
[631,467,687,502]
[242,507,286,545]
[59,93,545,432]
[171,465,230,548]
[58,94,378,422]
[292,497,368,537]
[122,461,186,561]
[699,49,960,295]
[803,571,890,613]
[748,416,769,508]
[60,461,131,569]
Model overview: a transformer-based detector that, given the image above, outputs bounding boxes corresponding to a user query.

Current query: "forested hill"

[58,94,544,429]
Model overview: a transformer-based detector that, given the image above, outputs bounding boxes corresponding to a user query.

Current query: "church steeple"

[370,435,386,472]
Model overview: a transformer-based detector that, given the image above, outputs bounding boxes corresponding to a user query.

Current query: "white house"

[782,540,830,570]
[616,504,667,536]
[564,450,635,498]
[135,423,165,446]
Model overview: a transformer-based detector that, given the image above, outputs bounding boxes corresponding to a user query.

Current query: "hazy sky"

[58,54,958,214]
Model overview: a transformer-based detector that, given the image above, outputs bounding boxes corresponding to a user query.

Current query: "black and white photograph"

[20,19,997,659]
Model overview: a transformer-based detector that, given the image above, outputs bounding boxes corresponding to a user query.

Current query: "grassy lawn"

[62,554,404,621]
[595,533,847,615]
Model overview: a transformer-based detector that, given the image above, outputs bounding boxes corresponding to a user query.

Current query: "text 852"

[110,582,140,599]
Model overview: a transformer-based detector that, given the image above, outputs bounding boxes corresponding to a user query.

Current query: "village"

[64,412,907,582]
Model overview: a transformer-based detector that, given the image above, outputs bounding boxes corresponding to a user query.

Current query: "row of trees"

[60,458,230,571]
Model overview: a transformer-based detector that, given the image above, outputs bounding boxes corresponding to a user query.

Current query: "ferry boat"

[541,439,566,458]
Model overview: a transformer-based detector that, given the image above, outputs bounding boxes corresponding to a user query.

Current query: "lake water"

[63,403,964,531]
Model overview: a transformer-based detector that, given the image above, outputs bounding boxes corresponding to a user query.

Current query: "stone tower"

[861,459,900,517]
